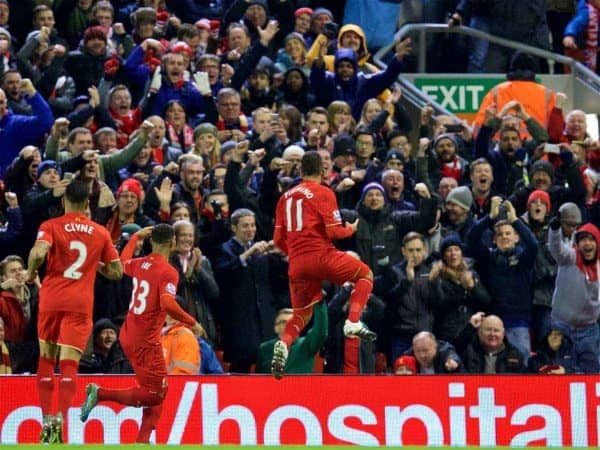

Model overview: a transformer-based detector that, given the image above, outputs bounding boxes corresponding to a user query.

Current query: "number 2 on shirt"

[285,197,303,232]
[129,277,149,314]
[63,240,87,280]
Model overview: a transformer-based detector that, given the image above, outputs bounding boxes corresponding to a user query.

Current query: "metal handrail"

[373,23,600,92]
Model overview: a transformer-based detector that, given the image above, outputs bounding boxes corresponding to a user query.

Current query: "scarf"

[215,114,249,133]
[0,342,11,374]
[167,122,194,152]
[585,3,599,72]
[105,208,135,244]
[440,158,462,182]
[111,108,142,148]
[152,145,165,165]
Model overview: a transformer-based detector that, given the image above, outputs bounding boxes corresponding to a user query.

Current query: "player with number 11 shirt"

[271,151,376,380]
[80,224,203,444]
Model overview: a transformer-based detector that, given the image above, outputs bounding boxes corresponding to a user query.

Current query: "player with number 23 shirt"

[80,224,203,444]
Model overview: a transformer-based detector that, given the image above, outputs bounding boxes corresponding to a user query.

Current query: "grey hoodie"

[548,227,600,328]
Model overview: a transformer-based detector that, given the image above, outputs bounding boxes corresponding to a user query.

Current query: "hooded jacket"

[310,48,403,120]
[548,223,600,328]
[306,24,378,73]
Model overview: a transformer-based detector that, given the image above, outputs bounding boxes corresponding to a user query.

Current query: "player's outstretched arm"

[25,241,50,283]
[120,226,153,262]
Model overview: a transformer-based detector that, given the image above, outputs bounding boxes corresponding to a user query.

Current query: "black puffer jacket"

[353,196,437,276]
[455,324,526,374]
[432,263,491,344]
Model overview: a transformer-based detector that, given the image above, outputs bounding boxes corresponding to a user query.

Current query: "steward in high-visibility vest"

[474,52,555,138]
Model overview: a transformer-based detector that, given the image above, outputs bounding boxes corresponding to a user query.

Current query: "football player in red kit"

[271,150,375,379]
[26,180,123,443]
[80,224,204,443]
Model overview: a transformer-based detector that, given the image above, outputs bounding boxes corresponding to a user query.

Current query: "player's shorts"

[38,311,92,353]
[122,340,168,397]
[288,249,369,309]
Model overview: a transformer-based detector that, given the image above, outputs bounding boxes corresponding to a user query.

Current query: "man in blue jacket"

[467,196,538,362]
[0,78,53,178]
[309,37,411,120]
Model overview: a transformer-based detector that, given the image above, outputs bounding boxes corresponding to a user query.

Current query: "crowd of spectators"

[0,0,599,377]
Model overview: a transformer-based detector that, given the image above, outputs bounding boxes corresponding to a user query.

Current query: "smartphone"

[497,203,508,220]
[63,172,73,181]
[544,143,561,154]
[270,113,280,125]
[444,124,463,133]
[193,72,210,93]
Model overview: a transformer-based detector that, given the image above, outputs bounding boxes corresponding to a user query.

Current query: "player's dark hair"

[65,180,90,205]
[151,223,175,244]
[301,150,322,177]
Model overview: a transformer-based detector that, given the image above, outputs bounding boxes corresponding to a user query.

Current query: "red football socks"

[57,359,78,418]
[37,356,56,416]
[343,338,360,374]
[348,277,373,322]
[136,405,163,443]
[280,305,313,348]
[98,386,163,407]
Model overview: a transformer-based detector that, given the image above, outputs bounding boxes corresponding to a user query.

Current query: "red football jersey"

[120,253,179,346]
[274,180,351,258]
[36,212,119,315]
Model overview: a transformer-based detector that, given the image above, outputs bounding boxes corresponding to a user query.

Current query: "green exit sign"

[414,77,504,113]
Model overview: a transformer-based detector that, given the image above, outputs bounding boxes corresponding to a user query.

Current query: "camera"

[444,124,463,133]
[322,22,339,41]
[210,199,223,216]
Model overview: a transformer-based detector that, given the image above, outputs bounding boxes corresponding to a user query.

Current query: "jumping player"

[271,150,375,379]
[26,180,123,443]
[80,224,204,443]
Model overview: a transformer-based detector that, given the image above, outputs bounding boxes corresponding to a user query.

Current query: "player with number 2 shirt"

[26,181,123,443]
[80,223,204,443]
[271,151,376,380]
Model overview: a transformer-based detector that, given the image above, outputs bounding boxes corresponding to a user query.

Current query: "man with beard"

[509,157,586,217]
[418,133,469,194]
[144,154,205,223]
[548,217,600,373]
[474,119,529,197]
[440,185,474,243]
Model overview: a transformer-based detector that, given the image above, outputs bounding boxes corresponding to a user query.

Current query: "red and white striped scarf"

[166,122,194,152]
[585,3,599,72]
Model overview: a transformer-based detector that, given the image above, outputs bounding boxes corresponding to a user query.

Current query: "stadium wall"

[0,375,598,446]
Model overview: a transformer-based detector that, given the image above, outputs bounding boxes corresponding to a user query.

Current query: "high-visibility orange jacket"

[161,323,200,375]
[474,80,556,137]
